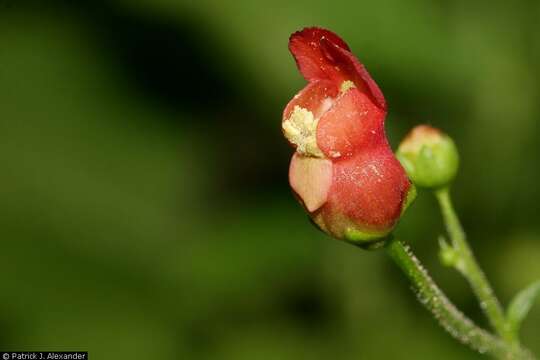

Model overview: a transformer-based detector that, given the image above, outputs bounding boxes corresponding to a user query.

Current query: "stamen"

[340,80,355,93]
[283,106,324,158]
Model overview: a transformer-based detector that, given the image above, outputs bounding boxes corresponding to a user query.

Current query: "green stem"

[385,238,533,359]
[435,188,513,342]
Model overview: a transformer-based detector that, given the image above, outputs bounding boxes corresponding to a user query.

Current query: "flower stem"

[434,188,513,342]
[385,238,534,359]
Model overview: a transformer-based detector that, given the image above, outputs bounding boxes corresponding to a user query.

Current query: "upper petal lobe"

[289,27,386,110]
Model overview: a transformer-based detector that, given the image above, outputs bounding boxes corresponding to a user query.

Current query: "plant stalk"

[385,238,534,359]
[435,188,513,342]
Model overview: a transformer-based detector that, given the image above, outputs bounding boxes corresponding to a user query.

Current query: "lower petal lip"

[289,153,333,212]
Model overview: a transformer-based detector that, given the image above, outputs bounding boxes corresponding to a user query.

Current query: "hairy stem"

[435,188,513,342]
[385,238,534,359]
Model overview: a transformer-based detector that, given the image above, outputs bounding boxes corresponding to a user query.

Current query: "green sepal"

[401,183,417,215]
[344,227,391,250]
[506,280,540,335]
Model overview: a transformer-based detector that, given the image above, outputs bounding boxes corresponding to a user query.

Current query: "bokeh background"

[1,0,539,359]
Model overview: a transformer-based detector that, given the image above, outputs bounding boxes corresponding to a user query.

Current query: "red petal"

[320,38,386,110]
[289,27,350,83]
[316,87,385,159]
[289,27,386,110]
[282,79,339,121]
[326,148,410,231]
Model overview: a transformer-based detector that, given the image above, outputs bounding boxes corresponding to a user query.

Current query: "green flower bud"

[438,236,458,267]
[396,125,459,189]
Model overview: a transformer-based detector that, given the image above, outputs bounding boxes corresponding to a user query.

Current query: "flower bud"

[438,236,458,267]
[397,125,459,189]
[283,28,415,248]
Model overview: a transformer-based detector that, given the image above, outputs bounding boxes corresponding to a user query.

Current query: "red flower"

[282,27,413,244]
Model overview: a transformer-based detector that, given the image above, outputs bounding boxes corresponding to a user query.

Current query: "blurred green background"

[1,0,539,359]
